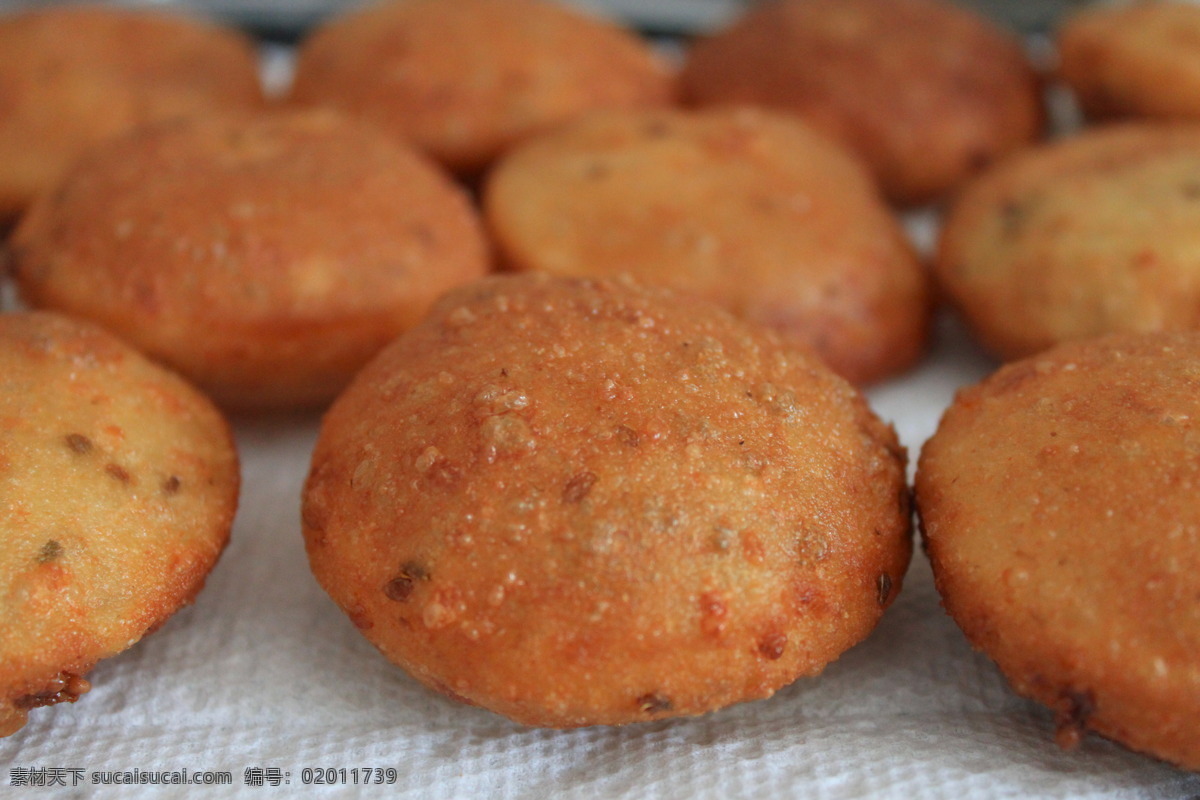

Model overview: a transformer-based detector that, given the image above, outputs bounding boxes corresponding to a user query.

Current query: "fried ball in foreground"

[485,109,930,385]
[936,124,1200,361]
[0,5,263,223]
[303,274,911,728]
[290,0,675,176]
[1059,2,1200,123]
[680,0,1044,205]
[916,332,1200,770]
[0,312,239,737]
[10,110,490,411]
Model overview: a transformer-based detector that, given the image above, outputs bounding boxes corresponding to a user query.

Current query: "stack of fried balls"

[0,0,1196,774]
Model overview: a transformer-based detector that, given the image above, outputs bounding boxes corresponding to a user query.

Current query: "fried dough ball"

[0,312,239,737]
[0,5,263,223]
[10,110,490,410]
[916,332,1200,769]
[485,108,930,385]
[936,124,1200,361]
[1059,2,1200,123]
[680,0,1044,205]
[303,274,911,727]
[290,0,675,175]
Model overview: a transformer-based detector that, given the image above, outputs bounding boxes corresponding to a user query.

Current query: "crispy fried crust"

[484,109,931,385]
[290,0,675,175]
[916,332,1200,770]
[936,124,1200,361]
[680,0,1044,205]
[10,110,490,410]
[0,5,263,222]
[1059,3,1200,123]
[0,312,239,736]
[303,274,911,727]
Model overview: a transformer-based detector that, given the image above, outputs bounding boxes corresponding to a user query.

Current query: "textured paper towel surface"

[3,233,1200,800]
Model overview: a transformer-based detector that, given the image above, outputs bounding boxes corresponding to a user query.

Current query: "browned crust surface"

[680,0,1044,205]
[484,108,931,385]
[303,274,911,727]
[0,312,239,736]
[936,124,1200,361]
[10,110,491,410]
[290,0,676,175]
[1059,2,1200,123]
[916,332,1200,769]
[0,5,264,222]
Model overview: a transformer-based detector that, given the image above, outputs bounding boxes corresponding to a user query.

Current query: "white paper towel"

[2,299,1199,799]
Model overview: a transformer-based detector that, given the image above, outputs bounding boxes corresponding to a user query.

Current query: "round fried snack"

[290,0,675,175]
[0,5,263,223]
[936,124,1200,361]
[10,110,490,410]
[485,109,931,385]
[680,0,1044,205]
[303,274,912,727]
[0,312,239,737]
[916,333,1200,770]
[1059,2,1200,123]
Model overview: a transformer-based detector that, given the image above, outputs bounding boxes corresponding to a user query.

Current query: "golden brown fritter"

[303,274,911,727]
[680,0,1044,205]
[1060,2,1200,123]
[916,332,1200,770]
[936,124,1200,361]
[0,5,263,222]
[484,108,931,385]
[0,312,239,737]
[289,0,675,175]
[10,110,490,411]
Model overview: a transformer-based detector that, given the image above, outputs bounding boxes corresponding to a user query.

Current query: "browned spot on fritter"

[105,463,132,484]
[36,539,62,563]
[562,471,597,503]
[876,573,893,606]
[615,425,640,447]
[64,433,93,454]
[637,692,672,713]
[758,632,787,660]
[383,561,429,602]
[163,475,181,494]
[384,576,414,602]
[401,561,429,581]
[14,673,91,710]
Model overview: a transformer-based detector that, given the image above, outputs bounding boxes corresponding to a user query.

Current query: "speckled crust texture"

[10,110,491,410]
[915,332,1200,770]
[289,0,676,175]
[680,0,1044,205]
[484,108,930,385]
[0,5,263,222]
[0,312,239,736]
[936,124,1200,361]
[1059,3,1200,122]
[303,274,911,728]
